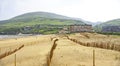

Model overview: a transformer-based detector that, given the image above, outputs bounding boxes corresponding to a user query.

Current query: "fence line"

[47,38,59,66]
[67,36,120,52]
[0,45,24,59]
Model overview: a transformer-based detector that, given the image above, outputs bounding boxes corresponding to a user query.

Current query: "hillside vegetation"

[0,12,86,34]
[94,19,120,33]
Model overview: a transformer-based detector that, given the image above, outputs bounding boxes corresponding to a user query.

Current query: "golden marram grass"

[0,33,120,66]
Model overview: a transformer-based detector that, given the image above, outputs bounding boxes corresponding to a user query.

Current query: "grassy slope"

[0,12,85,34]
[0,12,85,27]
[1,19,84,27]
[94,19,120,32]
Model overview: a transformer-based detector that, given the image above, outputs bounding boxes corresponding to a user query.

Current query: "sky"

[0,0,120,23]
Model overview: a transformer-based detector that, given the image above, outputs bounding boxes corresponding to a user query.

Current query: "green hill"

[0,12,86,27]
[94,19,120,32]
[0,12,86,34]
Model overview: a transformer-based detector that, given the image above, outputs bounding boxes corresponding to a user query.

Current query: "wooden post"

[0,48,1,53]
[47,54,50,66]
[15,54,16,66]
[93,50,95,66]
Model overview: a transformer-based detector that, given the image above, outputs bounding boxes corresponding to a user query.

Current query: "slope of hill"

[94,19,120,32]
[0,12,85,26]
[0,12,86,34]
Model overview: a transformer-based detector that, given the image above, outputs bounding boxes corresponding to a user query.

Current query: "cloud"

[0,0,18,20]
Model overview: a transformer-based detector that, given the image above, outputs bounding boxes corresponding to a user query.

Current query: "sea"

[0,34,33,39]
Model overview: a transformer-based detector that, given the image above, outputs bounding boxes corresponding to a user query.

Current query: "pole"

[93,50,95,66]
[15,54,16,66]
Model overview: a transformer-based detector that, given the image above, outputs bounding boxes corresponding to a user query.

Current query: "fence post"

[93,50,95,66]
[0,48,1,53]
[47,54,50,66]
[15,54,16,66]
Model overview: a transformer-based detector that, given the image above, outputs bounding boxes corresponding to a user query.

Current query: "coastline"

[0,34,40,39]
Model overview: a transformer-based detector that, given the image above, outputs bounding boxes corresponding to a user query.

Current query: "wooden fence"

[0,45,24,59]
[66,36,120,52]
[47,38,59,66]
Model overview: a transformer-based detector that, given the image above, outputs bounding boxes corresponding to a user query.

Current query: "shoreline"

[0,34,41,39]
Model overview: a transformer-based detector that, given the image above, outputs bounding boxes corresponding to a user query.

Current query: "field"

[0,33,120,66]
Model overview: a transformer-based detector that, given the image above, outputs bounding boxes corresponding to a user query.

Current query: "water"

[0,35,20,39]
[0,35,31,39]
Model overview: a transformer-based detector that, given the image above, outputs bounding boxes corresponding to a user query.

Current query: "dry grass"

[50,35,120,66]
[0,35,55,66]
[0,33,120,66]
[68,33,120,51]
[0,45,24,59]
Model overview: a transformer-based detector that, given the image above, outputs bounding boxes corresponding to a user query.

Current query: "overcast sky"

[0,0,120,22]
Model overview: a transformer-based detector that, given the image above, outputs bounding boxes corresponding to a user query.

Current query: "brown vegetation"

[67,33,120,51]
[0,45,24,59]
[0,34,120,66]
[47,38,59,66]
